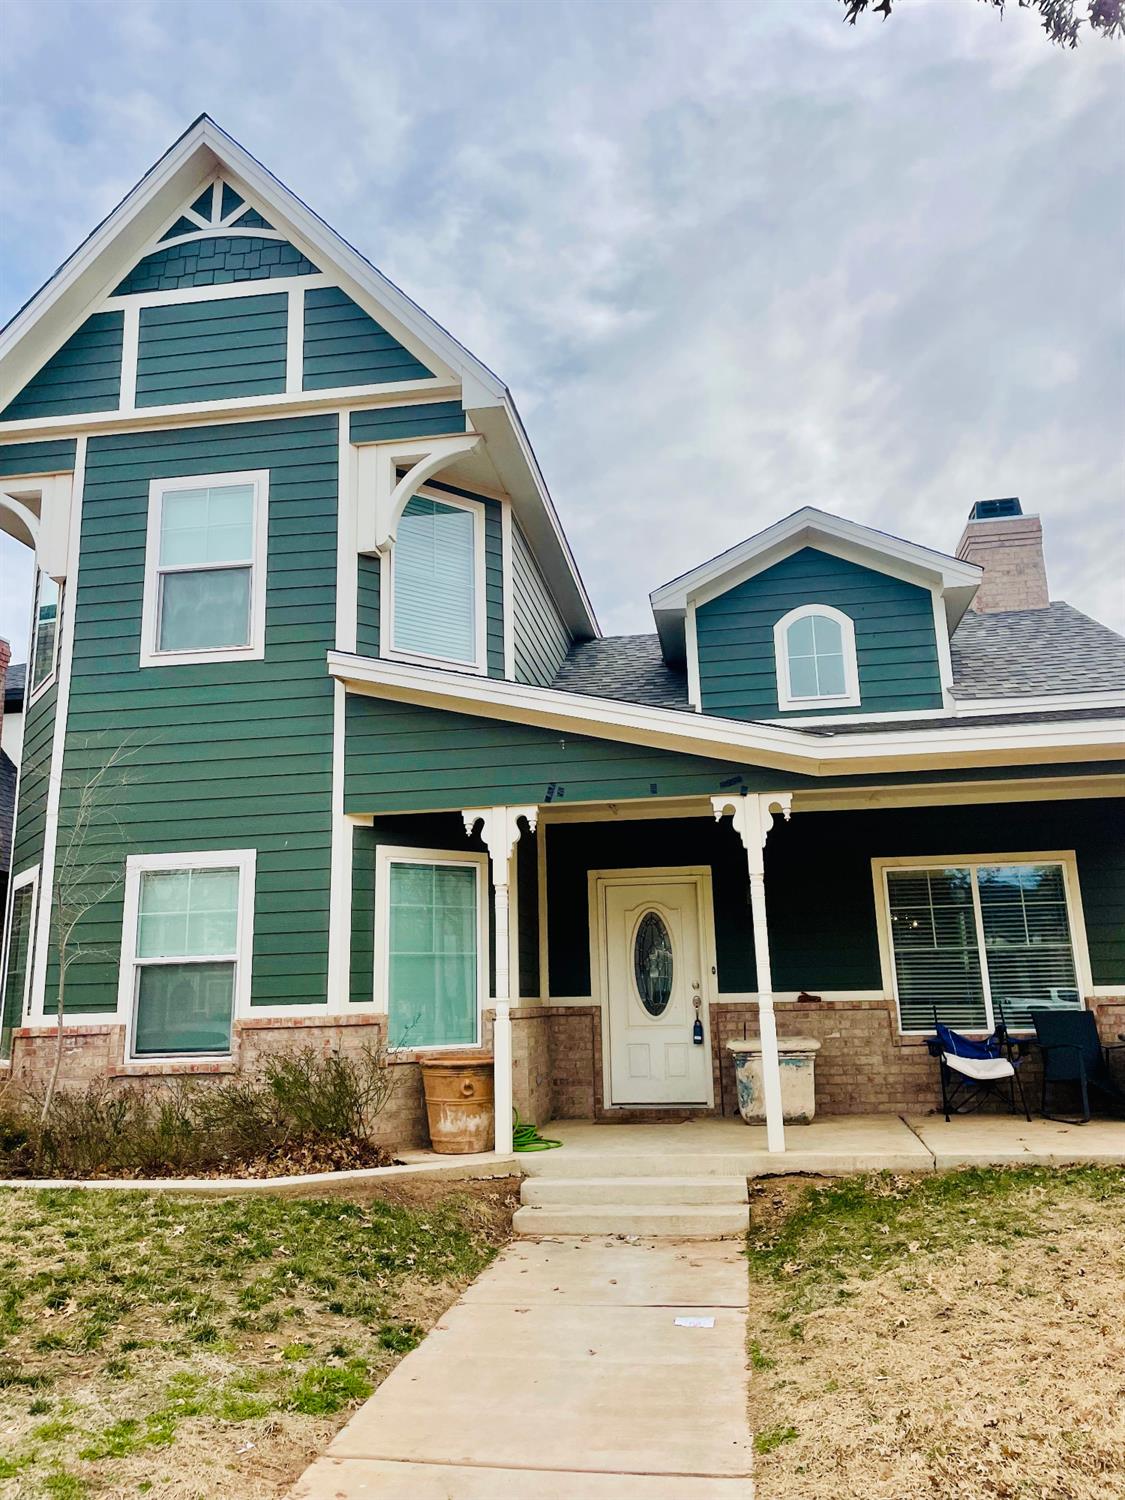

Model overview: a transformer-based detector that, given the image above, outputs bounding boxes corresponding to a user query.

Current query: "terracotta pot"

[418,1054,495,1154]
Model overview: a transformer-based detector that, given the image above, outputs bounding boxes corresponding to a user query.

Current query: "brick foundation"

[10,995,1123,1146]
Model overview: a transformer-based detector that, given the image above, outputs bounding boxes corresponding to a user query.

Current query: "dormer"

[650,507,981,720]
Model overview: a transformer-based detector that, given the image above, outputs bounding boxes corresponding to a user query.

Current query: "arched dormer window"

[773,604,860,712]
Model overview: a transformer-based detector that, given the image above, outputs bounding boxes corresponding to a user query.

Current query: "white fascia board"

[0,115,503,412]
[649,506,983,659]
[327,650,1125,776]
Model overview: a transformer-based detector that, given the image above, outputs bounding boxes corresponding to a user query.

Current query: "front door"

[598,873,712,1106]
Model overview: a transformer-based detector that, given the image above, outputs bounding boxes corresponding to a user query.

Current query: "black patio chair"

[927,1006,1030,1123]
[1031,1009,1125,1124]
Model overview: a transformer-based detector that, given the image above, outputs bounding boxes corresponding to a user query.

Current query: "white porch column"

[711,792,793,1153]
[462,805,538,1155]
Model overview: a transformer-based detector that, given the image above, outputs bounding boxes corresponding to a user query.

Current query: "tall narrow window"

[1,872,38,1059]
[773,604,860,711]
[382,854,483,1049]
[121,853,255,1057]
[142,471,268,666]
[390,494,481,667]
[882,858,1084,1034]
[30,572,61,695]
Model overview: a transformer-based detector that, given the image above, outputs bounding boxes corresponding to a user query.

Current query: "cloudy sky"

[2,0,1123,660]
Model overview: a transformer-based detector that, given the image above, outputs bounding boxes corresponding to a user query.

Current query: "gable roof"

[649,506,981,662]
[0,115,599,641]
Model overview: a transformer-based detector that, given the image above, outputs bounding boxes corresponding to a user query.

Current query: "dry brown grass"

[746,1167,1125,1500]
[0,1178,517,1498]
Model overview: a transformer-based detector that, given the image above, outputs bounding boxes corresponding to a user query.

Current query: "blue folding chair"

[927,1009,1030,1122]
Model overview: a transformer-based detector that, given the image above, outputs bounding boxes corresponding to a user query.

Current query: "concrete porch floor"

[521,1113,1125,1176]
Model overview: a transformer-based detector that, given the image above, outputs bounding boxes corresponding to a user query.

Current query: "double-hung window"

[376,848,487,1050]
[387,491,485,670]
[773,604,860,711]
[120,851,255,1058]
[29,571,61,698]
[142,471,268,666]
[1,869,38,1059]
[877,855,1086,1034]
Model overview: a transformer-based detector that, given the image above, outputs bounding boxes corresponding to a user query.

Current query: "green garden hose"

[512,1109,562,1151]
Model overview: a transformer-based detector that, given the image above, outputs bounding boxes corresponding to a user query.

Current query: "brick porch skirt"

[8,997,1124,1150]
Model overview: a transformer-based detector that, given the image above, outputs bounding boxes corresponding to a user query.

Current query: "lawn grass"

[745,1166,1125,1500]
[0,1180,515,1497]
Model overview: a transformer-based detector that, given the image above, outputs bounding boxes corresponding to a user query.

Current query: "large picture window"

[141,471,268,666]
[376,849,486,1050]
[388,492,484,669]
[119,851,255,1058]
[878,856,1085,1033]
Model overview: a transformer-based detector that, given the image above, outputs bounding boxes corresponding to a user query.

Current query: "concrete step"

[519,1152,757,1179]
[520,1176,748,1208]
[512,1203,750,1239]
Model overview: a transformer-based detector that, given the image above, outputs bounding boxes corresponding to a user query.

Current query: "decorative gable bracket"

[355,432,483,555]
[0,473,74,579]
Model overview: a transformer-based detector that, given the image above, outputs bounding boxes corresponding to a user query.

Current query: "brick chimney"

[956,498,1050,613]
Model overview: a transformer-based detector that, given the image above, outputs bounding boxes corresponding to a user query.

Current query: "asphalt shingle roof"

[3,662,25,710]
[949,603,1125,700]
[548,602,1125,727]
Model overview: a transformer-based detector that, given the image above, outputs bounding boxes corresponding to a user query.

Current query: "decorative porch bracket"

[462,805,539,1155]
[711,792,793,1154]
[356,432,483,555]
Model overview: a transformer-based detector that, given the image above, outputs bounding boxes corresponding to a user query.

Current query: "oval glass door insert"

[634,911,674,1016]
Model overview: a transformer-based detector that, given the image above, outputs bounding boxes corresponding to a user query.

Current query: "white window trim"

[380,486,488,675]
[1,866,40,1057]
[374,844,489,1053]
[871,849,1093,1037]
[117,848,257,1061]
[28,571,62,705]
[140,469,269,668]
[773,603,860,712]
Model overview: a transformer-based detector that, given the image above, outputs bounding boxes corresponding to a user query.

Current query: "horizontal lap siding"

[357,555,381,656]
[55,414,338,1015]
[349,401,464,445]
[696,548,944,719]
[113,237,318,295]
[344,694,801,814]
[136,295,288,407]
[512,521,570,686]
[303,287,433,389]
[1,313,123,421]
[0,440,77,477]
[12,684,56,875]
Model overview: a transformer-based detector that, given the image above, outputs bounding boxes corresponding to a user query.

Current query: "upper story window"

[386,491,485,671]
[141,471,268,668]
[773,604,860,711]
[29,571,62,699]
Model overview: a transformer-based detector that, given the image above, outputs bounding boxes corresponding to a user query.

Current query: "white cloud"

[1,0,1122,662]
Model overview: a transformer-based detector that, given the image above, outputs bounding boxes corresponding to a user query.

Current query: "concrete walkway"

[291,1237,753,1498]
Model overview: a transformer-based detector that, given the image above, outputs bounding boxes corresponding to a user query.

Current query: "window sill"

[382,648,487,677]
[139,645,264,669]
[110,1058,238,1078]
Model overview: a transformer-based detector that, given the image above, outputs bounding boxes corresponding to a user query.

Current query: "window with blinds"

[391,495,478,665]
[885,860,1082,1033]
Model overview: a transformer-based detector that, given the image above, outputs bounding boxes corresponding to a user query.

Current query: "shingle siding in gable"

[696,547,944,719]
[303,286,433,389]
[50,413,338,1016]
[113,236,318,295]
[512,520,571,686]
[135,294,288,407]
[0,312,123,422]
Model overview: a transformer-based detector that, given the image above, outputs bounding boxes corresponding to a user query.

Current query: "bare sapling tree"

[37,736,140,1123]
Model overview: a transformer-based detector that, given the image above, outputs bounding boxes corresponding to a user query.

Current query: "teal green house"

[2,118,1123,1154]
